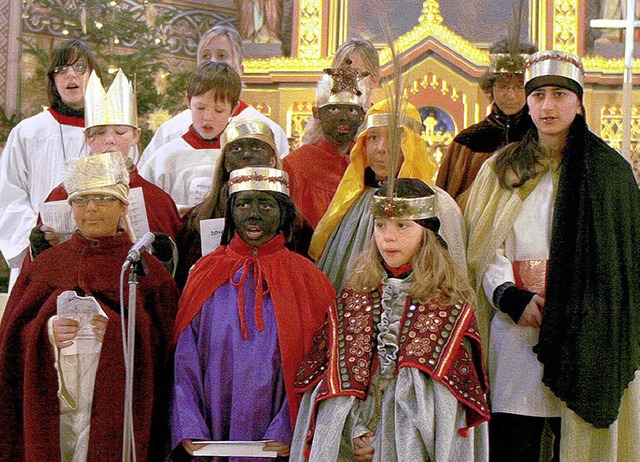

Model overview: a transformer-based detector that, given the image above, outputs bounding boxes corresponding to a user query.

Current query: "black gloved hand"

[29,224,52,260]
[493,282,536,324]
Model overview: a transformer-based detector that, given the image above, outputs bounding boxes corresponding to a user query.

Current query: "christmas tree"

[20,0,192,148]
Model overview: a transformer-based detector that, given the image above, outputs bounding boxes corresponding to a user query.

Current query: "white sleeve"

[0,126,36,267]
[482,245,515,309]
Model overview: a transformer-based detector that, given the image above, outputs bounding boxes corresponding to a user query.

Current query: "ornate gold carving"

[378,0,489,66]
[582,56,640,73]
[419,0,444,26]
[243,57,332,73]
[408,73,460,102]
[552,0,578,54]
[287,101,314,149]
[423,113,453,166]
[253,102,272,118]
[298,0,323,59]
[600,105,640,182]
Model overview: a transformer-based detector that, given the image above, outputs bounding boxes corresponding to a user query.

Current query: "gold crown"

[85,69,138,129]
[64,152,130,195]
[524,50,584,89]
[371,193,437,220]
[221,118,277,153]
[366,113,422,134]
[489,53,530,74]
[228,167,289,196]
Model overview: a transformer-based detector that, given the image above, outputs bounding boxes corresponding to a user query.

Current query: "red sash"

[513,259,548,298]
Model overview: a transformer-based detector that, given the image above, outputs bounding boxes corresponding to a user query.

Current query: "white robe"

[482,171,562,418]
[138,105,290,168]
[48,315,103,462]
[138,137,221,210]
[0,110,85,288]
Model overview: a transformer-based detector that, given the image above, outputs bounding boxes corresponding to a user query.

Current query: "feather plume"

[379,19,405,198]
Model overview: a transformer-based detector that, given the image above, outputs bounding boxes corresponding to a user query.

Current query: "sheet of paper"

[200,218,226,256]
[39,200,75,242]
[127,187,150,240]
[192,440,277,458]
[56,290,108,356]
[188,177,213,207]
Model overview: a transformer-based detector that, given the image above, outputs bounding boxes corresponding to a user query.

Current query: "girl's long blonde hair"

[346,227,475,306]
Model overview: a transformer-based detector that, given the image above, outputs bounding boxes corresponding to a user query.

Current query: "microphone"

[123,232,155,268]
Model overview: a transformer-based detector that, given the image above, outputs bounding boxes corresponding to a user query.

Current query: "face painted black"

[232,190,281,247]
[316,104,365,146]
[224,138,276,172]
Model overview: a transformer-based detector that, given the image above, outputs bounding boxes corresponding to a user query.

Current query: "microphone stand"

[123,258,148,462]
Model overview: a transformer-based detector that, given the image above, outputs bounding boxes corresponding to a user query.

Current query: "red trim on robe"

[383,262,413,277]
[182,125,221,149]
[48,107,84,127]
[234,100,249,116]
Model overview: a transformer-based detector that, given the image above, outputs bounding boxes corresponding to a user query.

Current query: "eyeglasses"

[493,83,523,93]
[70,195,119,207]
[53,62,87,75]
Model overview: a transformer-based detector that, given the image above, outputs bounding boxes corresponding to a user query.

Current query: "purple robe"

[172,267,291,461]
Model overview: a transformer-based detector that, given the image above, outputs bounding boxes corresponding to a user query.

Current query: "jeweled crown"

[64,151,129,194]
[228,167,289,196]
[221,118,277,153]
[524,50,584,89]
[371,193,437,220]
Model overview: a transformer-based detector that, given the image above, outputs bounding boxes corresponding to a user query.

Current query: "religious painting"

[235,0,295,58]
[349,0,532,46]
[348,0,424,44]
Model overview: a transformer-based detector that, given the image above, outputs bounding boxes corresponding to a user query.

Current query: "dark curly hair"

[221,190,297,245]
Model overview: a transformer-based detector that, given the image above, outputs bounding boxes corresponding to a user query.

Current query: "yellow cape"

[309,99,438,260]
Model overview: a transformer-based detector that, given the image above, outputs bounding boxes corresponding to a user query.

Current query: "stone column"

[0,0,21,120]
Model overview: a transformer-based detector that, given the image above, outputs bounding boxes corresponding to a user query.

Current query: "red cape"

[176,233,336,427]
[0,232,178,460]
[283,139,351,229]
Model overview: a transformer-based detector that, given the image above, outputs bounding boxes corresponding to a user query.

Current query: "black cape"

[537,116,640,428]
[454,104,531,153]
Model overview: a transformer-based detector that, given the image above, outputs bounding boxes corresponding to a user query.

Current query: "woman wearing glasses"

[0,152,179,460]
[0,39,100,291]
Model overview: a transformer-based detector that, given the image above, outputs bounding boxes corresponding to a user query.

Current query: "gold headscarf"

[309,99,438,260]
[64,152,135,240]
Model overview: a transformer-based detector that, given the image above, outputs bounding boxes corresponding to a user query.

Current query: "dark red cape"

[175,233,335,427]
[0,232,179,460]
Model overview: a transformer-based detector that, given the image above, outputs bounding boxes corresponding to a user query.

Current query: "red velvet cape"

[175,233,335,427]
[0,232,179,460]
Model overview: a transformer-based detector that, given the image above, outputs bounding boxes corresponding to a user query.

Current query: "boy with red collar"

[140,61,241,214]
